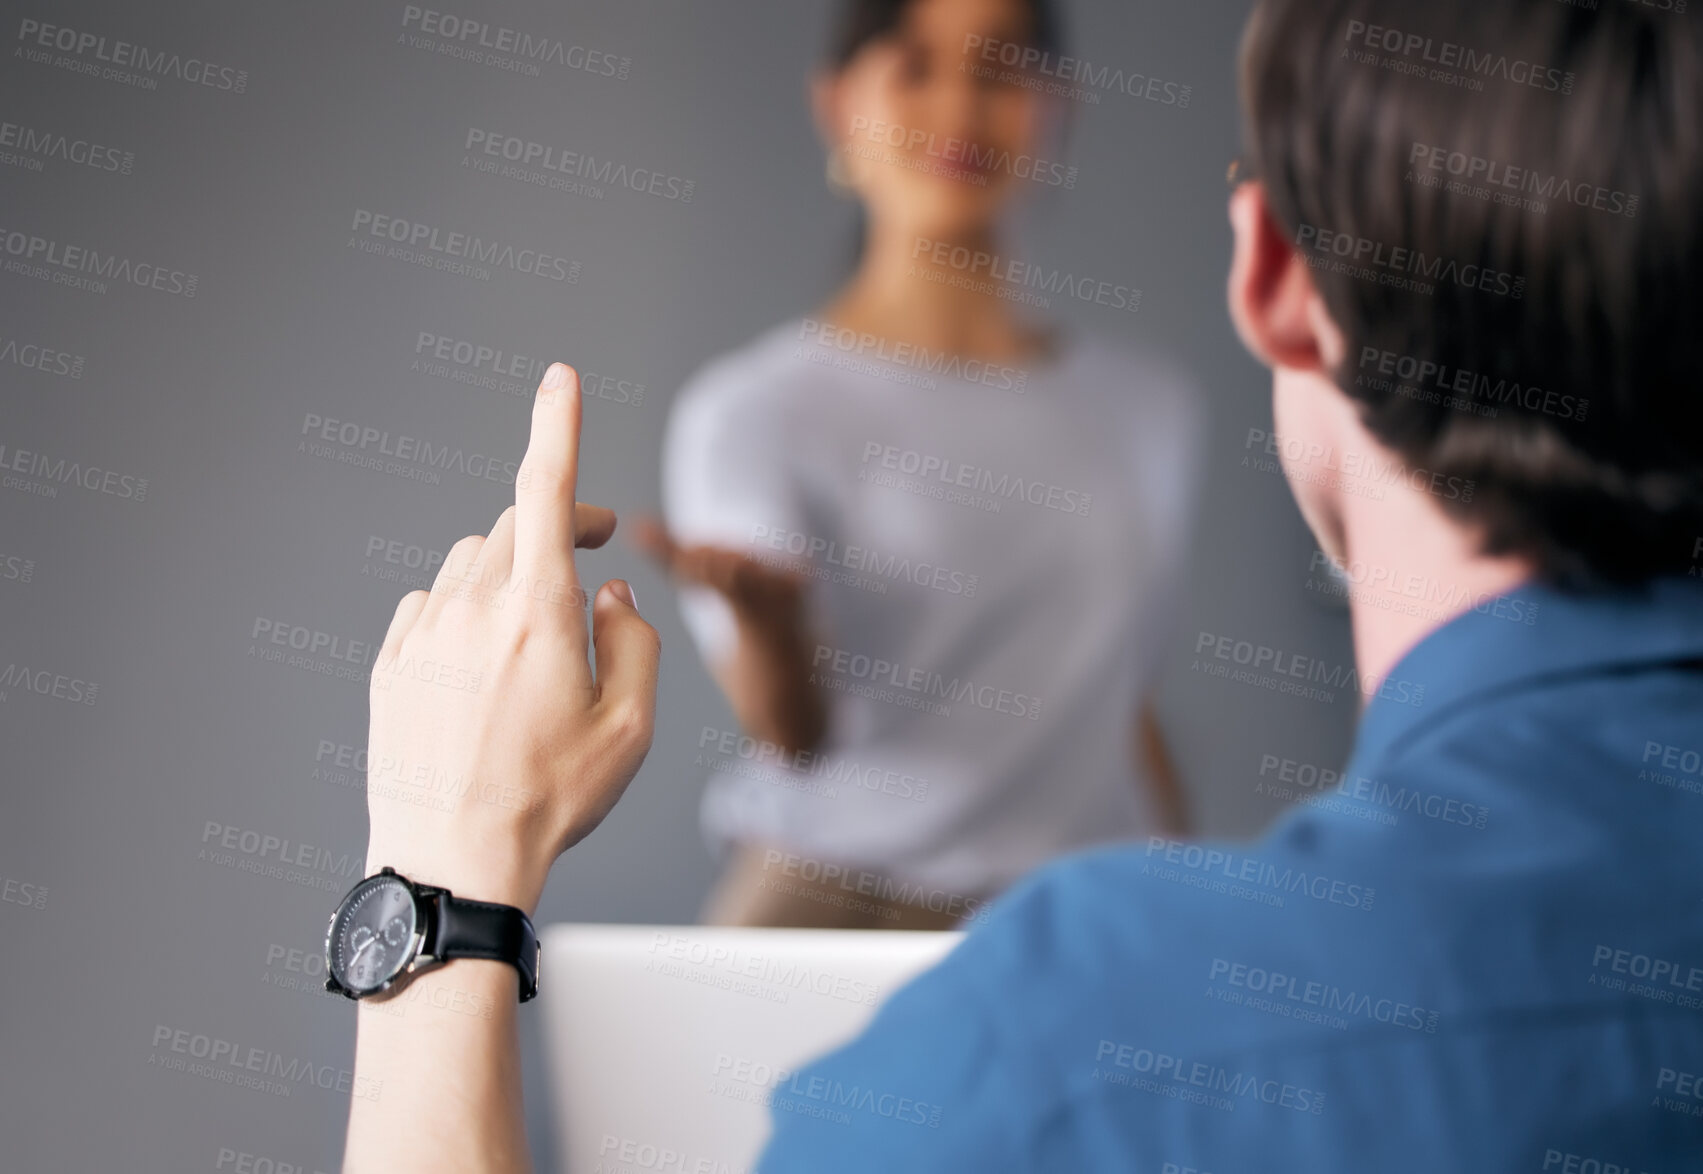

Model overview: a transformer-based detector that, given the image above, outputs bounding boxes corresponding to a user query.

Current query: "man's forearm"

[344,958,530,1174]
[342,841,546,1174]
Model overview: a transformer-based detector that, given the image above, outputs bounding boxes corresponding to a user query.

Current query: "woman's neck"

[821,217,1052,365]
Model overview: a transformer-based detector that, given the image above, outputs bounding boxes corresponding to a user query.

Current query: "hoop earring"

[826,146,856,196]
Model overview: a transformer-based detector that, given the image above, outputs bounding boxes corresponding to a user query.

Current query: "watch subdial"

[347,927,391,988]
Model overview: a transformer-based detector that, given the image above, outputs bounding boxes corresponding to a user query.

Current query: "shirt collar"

[1352,575,1703,768]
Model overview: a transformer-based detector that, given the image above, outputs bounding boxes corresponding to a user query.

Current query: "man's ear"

[1226,183,1344,374]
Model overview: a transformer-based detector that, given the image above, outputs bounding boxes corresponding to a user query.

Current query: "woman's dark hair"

[825,0,1064,71]
[1241,0,1703,588]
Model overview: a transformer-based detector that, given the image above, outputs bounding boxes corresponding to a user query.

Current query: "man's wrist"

[361,843,547,918]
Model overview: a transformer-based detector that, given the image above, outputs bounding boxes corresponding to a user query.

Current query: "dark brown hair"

[826,0,1063,70]
[1241,0,1703,588]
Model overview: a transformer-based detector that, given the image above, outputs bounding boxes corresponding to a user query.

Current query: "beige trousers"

[699,842,978,931]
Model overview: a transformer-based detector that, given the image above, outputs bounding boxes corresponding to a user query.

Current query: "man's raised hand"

[363,362,660,915]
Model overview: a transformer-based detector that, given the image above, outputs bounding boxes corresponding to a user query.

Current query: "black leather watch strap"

[424,892,540,1002]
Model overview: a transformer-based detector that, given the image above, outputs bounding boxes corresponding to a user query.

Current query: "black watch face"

[328,874,421,996]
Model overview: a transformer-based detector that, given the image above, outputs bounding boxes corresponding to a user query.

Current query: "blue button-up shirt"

[761,578,1703,1172]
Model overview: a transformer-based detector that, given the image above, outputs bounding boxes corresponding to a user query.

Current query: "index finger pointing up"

[513,361,584,596]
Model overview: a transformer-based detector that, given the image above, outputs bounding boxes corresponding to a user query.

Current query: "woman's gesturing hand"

[633,517,827,755]
[632,516,810,621]
[363,362,660,916]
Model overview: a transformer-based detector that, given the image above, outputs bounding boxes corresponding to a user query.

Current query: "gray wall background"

[0,1,1358,1170]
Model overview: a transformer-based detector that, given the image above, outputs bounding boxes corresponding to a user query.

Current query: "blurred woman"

[642,0,1204,928]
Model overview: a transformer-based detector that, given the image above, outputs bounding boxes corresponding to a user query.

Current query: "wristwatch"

[324,867,539,1003]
